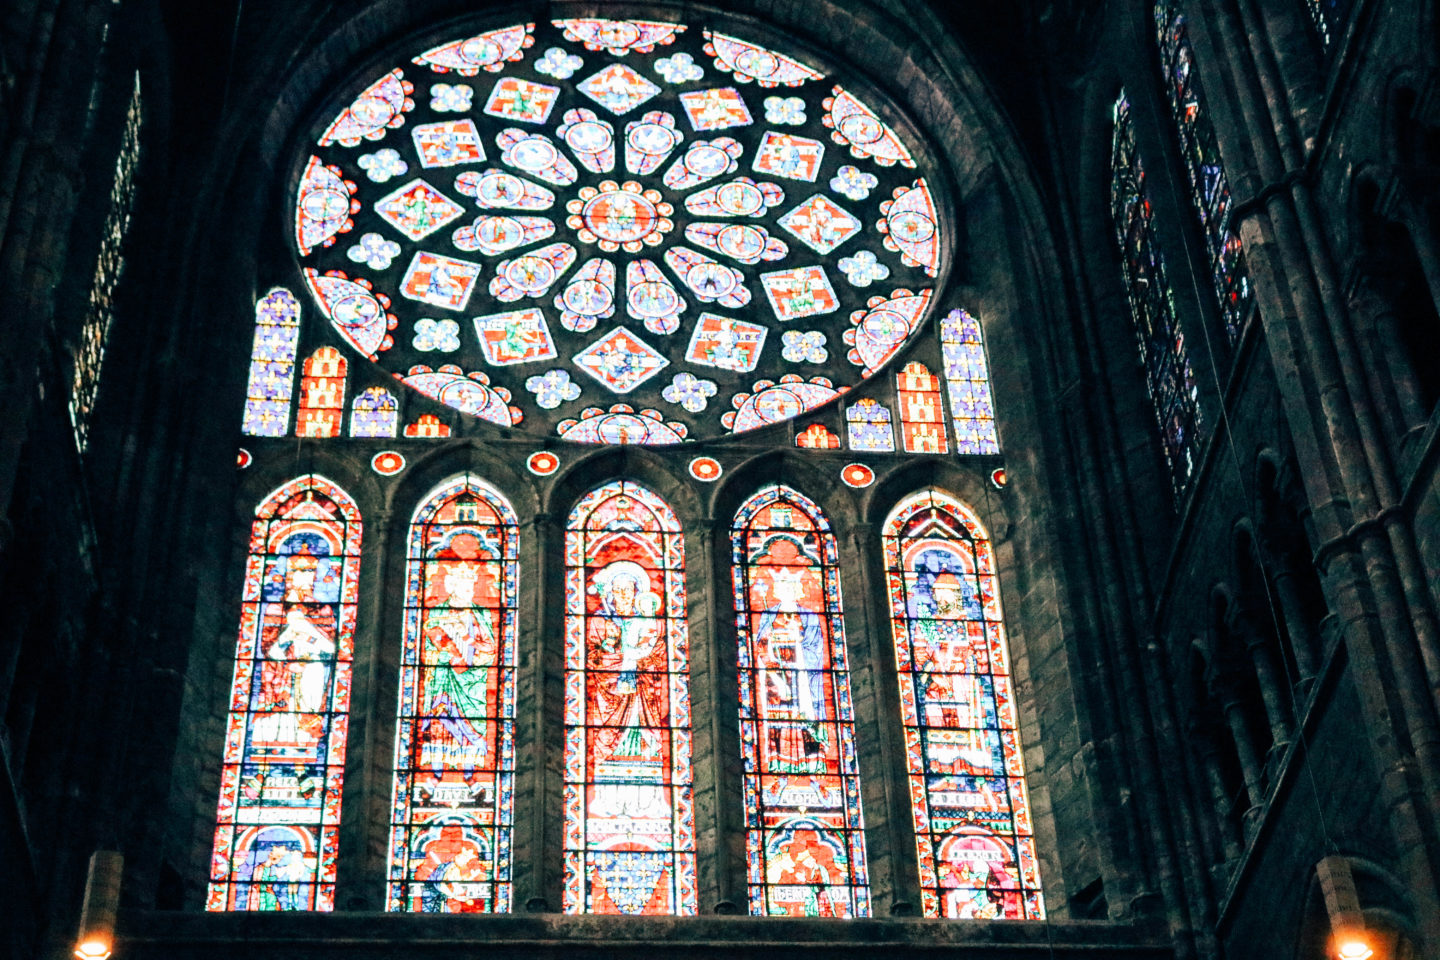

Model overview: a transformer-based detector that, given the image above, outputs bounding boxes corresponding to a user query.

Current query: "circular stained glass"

[292,14,946,444]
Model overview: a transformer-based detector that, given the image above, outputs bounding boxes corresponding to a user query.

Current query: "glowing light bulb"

[73,939,112,960]
[1335,938,1374,960]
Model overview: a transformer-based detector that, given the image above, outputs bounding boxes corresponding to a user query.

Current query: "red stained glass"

[207,476,362,912]
[882,490,1043,919]
[732,485,871,917]
[296,347,347,438]
[389,477,520,913]
[562,481,697,915]
[896,361,948,454]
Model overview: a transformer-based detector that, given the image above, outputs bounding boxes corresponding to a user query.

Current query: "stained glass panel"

[389,477,519,913]
[1154,1,1252,345]
[1111,92,1203,502]
[291,17,946,444]
[845,398,894,452]
[562,481,697,915]
[351,386,399,437]
[939,309,999,455]
[70,71,142,452]
[207,476,361,911]
[897,361,948,454]
[882,490,1043,919]
[296,348,348,438]
[732,485,871,917]
[242,290,302,437]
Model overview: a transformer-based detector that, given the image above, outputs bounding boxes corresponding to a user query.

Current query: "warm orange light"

[1335,936,1374,960]
[73,938,112,960]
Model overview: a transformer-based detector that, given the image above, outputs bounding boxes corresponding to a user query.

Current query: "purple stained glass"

[242,289,301,437]
[939,309,1000,455]
[351,386,399,438]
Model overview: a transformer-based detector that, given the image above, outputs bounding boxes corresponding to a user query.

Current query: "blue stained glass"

[844,398,894,452]
[243,290,302,437]
[939,309,1000,455]
[351,386,399,438]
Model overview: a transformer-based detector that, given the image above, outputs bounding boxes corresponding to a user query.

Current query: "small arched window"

[561,480,697,915]
[208,475,362,912]
[296,347,347,438]
[731,484,871,917]
[882,490,1044,919]
[388,476,520,913]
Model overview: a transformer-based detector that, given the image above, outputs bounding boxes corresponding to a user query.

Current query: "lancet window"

[731,486,870,917]
[241,289,302,437]
[1111,91,1204,502]
[882,489,1043,919]
[561,480,697,915]
[389,477,520,913]
[296,347,348,438]
[208,476,362,912]
[939,309,1000,455]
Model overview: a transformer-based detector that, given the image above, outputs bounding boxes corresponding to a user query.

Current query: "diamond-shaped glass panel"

[572,325,670,393]
[577,64,662,115]
[375,179,465,241]
[777,194,862,254]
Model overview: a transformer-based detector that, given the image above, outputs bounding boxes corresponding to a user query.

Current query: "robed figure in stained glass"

[731,486,871,918]
[390,479,519,915]
[562,480,697,916]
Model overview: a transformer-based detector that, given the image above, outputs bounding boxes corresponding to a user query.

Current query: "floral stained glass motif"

[243,290,302,437]
[732,486,871,917]
[882,490,1044,919]
[294,18,942,443]
[389,477,519,913]
[845,398,894,452]
[208,476,361,912]
[1111,93,1202,502]
[1154,0,1252,345]
[351,386,399,438]
[939,309,1000,455]
[897,361,948,454]
[296,348,347,438]
[562,481,697,914]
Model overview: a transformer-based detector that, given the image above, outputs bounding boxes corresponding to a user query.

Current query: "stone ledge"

[119,911,1173,959]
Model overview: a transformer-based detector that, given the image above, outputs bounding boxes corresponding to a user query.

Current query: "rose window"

[293,14,946,444]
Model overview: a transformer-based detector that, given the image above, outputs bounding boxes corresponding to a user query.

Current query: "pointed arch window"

[208,475,362,911]
[297,347,347,438]
[882,489,1043,919]
[940,309,1000,454]
[389,476,520,913]
[1111,91,1203,502]
[562,481,697,915]
[1154,0,1253,344]
[351,386,399,438]
[731,485,871,917]
[241,289,301,437]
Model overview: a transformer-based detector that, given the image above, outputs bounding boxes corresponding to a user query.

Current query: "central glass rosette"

[292,14,945,444]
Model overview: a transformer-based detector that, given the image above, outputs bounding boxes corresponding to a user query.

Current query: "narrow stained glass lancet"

[732,486,871,917]
[1111,92,1203,502]
[883,489,1043,919]
[562,480,697,915]
[389,476,519,913]
[897,361,949,454]
[297,347,348,438]
[351,386,399,438]
[939,309,999,455]
[1154,1,1253,345]
[208,475,361,911]
[69,71,143,453]
[242,290,302,437]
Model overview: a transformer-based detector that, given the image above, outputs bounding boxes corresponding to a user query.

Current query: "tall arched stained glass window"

[882,490,1043,920]
[939,309,999,455]
[1111,91,1203,502]
[897,361,949,454]
[208,475,362,912]
[389,476,519,913]
[731,485,871,917]
[297,347,347,438]
[1154,1,1253,344]
[562,480,696,915]
[241,289,301,437]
